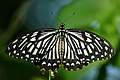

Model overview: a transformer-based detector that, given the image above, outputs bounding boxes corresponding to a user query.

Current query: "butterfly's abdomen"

[60,38,64,53]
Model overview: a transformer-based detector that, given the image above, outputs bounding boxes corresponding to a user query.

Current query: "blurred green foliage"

[0,0,120,80]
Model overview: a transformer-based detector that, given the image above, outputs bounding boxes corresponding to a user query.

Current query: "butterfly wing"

[6,29,61,70]
[62,29,115,70]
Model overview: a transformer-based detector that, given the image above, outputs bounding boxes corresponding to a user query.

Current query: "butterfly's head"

[59,23,65,30]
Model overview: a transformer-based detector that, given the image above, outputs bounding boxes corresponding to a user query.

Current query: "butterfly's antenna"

[51,12,62,24]
[63,12,75,23]
[51,11,75,24]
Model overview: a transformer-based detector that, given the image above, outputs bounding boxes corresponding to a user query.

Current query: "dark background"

[0,0,120,80]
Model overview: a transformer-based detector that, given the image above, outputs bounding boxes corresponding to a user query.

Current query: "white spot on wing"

[101,55,104,57]
[20,42,28,50]
[96,37,100,40]
[33,49,38,55]
[87,45,92,53]
[56,39,59,59]
[80,41,85,49]
[111,49,113,53]
[94,43,101,52]
[42,62,46,65]
[33,31,38,34]
[22,36,26,39]
[44,35,55,51]
[67,46,70,59]
[53,63,57,66]
[67,31,84,41]
[95,52,99,55]
[22,50,25,54]
[90,44,94,49]
[13,45,16,48]
[86,38,92,42]
[105,46,108,50]
[48,51,52,60]
[8,52,11,55]
[13,50,16,54]
[86,59,90,61]
[52,47,56,60]
[77,48,82,55]
[16,53,19,56]
[27,43,32,48]
[109,54,112,58]
[104,41,109,46]
[19,38,27,47]
[83,49,88,56]
[64,35,67,59]
[97,58,99,60]
[76,61,80,64]
[66,63,70,66]
[30,37,36,41]
[71,63,75,66]
[91,55,95,59]
[104,52,107,56]
[71,51,74,59]
[21,57,23,59]
[26,34,29,36]
[30,58,34,60]
[48,63,51,66]
[28,44,34,52]
[25,55,29,58]
[31,31,38,37]
[37,41,41,48]
[85,32,91,38]
[12,39,18,44]
[82,58,85,60]
[8,47,10,50]
[95,39,103,49]
[38,31,56,40]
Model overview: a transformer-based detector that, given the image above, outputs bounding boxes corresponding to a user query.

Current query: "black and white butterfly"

[6,24,115,71]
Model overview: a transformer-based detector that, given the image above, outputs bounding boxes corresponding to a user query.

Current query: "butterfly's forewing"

[6,29,61,70]
[62,29,115,70]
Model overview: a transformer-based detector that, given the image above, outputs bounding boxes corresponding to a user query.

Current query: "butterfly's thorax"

[59,24,65,38]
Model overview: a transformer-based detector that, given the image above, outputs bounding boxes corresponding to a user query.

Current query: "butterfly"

[6,23,115,71]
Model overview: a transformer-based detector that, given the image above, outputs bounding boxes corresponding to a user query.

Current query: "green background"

[0,0,119,80]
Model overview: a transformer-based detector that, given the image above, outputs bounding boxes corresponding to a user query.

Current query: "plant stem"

[49,70,51,80]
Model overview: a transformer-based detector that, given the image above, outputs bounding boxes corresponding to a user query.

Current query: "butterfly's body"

[59,24,65,57]
[6,24,115,71]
